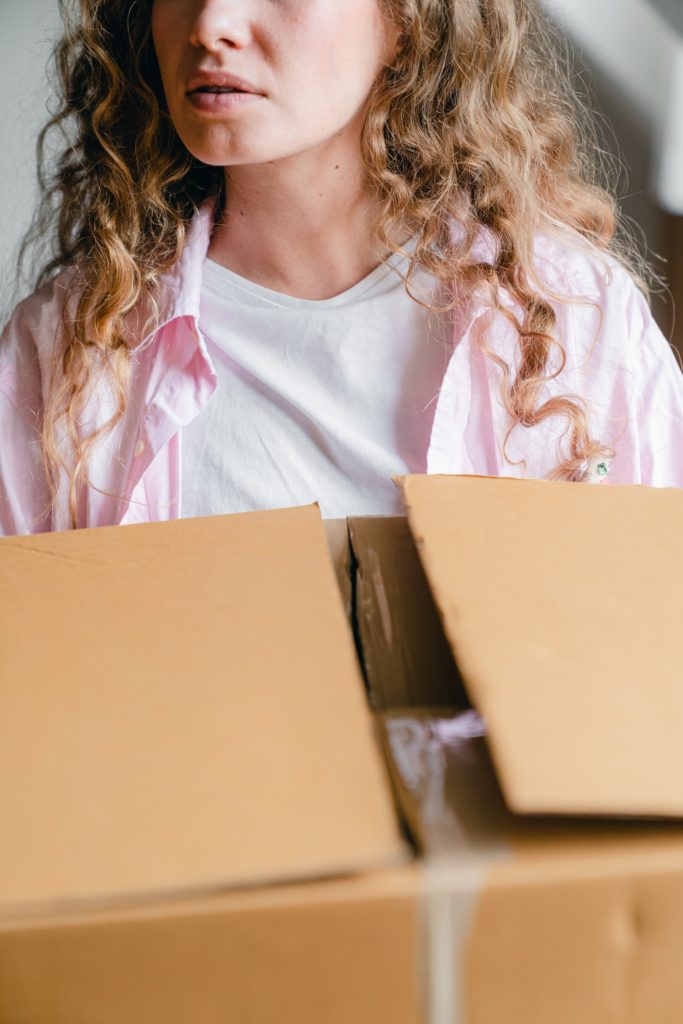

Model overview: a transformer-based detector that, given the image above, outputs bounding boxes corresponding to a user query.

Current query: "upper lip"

[186,70,263,95]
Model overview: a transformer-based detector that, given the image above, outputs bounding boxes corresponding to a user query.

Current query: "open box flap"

[347,515,467,710]
[399,474,683,818]
[0,506,404,920]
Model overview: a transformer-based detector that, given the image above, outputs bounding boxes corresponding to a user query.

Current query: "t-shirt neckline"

[202,235,419,310]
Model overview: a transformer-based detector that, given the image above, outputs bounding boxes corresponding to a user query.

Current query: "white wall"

[0,0,61,315]
[543,0,683,213]
[544,0,674,122]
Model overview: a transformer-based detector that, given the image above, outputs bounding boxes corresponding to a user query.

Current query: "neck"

[207,135,390,301]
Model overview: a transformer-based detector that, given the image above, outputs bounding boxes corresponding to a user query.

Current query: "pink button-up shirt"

[2,201,683,535]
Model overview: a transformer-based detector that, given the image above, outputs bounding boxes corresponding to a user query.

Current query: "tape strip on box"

[384,714,511,1024]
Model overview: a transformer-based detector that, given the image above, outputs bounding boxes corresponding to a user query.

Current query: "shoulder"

[1,268,80,405]
[3,266,78,327]
[529,231,683,484]
[531,229,634,303]
[2,268,77,357]
[452,216,638,304]
[456,219,651,366]
[529,229,656,364]
[528,229,680,402]
[455,223,683,481]
[506,229,662,382]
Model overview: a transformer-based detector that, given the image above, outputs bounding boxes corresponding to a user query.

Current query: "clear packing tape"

[383,712,510,1024]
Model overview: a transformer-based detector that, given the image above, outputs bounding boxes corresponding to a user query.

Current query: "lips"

[186,70,263,97]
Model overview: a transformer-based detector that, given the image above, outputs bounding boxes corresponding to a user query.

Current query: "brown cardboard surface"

[0,505,404,916]
[0,866,424,1024]
[467,862,683,1024]
[381,709,683,1024]
[347,516,467,710]
[322,518,353,622]
[400,474,683,817]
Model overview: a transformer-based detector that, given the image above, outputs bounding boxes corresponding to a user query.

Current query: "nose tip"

[189,3,250,51]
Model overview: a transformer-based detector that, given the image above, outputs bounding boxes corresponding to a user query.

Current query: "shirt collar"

[157,197,218,323]
[124,197,217,351]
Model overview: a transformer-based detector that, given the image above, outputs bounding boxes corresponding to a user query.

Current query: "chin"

[175,127,263,168]
[179,139,245,168]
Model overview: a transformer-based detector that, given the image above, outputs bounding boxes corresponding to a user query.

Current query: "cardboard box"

[3,475,683,1023]
[0,505,420,1024]
[346,474,683,1024]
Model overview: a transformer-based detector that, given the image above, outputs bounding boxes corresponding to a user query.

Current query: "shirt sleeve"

[626,282,683,488]
[0,300,53,535]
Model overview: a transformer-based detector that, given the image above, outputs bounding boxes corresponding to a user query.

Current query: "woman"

[1,0,682,535]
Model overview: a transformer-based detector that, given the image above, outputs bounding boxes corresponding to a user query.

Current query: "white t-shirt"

[181,244,452,519]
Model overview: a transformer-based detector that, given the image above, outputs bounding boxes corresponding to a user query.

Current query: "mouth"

[185,70,264,112]
[186,71,264,97]
[189,86,251,95]
[185,81,264,114]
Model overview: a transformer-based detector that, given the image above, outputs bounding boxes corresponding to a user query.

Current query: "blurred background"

[1,0,682,353]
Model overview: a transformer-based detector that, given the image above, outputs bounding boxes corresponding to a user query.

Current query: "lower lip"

[187,90,263,113]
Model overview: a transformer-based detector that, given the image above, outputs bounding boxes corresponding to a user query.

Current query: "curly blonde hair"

[19,0,641,529]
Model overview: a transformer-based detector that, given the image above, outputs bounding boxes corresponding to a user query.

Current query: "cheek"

[150,2,166,63]
[279,3,385,106]
[150,1,183,85]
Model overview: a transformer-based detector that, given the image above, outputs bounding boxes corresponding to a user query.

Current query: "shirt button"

[133,439,145,457]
